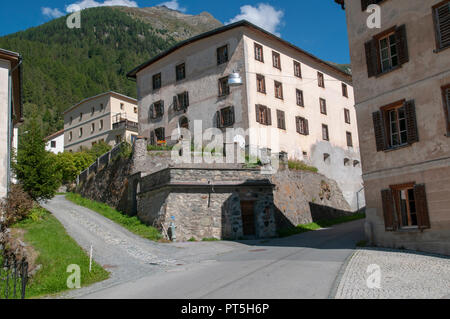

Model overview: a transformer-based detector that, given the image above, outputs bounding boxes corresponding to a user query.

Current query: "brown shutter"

[267,108,272,126]
[446,88,450,133]
[372,111,386,152]
[435,3,450,49]
[381,189,396,231]
[305,119,309,135]
[216,111,221,128]
[255,105,261,123]
[395,25,409,65]
[414,184,431,230]
[404,100,419,144]
[365,39,379,77]
[185,92,190,107]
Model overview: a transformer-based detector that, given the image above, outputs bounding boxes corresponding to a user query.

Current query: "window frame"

[176,63,186,82]
[218,106,235,128]
[276,110,286,130]
[296,116,308,136]
[217,45,229,65]
[344,108,351,124]
[272,51,281,70]
[322,124,329,141]
[381,99,409,149]
[296,89,304,107]
[442,84,450,135]
[152,73,162,91]
[256,74,266,94]
[320,98,327,115]
[256,104,271,126]
[218,76,230,97]
[254,43,264,62]
[294,61,302,78]
[317,72,325,88]
[377,30,400,73]
[390,182,419,229]
[51,141,56,148]
[432,0,450,52]
[274,81,284,100]
[342,83,348,98]
[346,131,353,147]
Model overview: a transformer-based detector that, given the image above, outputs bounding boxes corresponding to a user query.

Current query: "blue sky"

[0,0,350,64]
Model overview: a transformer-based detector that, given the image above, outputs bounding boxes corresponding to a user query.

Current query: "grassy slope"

[65,193,162,241]
[278,212,366,238]
[10,207,109,298]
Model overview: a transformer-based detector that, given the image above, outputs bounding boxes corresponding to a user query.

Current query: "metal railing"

[0,251,28,299]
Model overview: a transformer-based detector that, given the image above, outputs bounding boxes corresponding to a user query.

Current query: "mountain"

[0,6,222,135]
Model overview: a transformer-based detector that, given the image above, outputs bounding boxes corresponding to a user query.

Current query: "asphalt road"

[42,195,364,299]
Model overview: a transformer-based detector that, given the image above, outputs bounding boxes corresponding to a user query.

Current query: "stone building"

[336,0,450,255]
[127,20,365,211]
[64,91,139,152]
[0,48,23,199]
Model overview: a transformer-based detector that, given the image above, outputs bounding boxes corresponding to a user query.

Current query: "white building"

[128,20,365,210]
[0,48,23,198]
[45,129,64,154]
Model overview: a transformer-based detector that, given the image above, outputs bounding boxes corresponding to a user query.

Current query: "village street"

[42,195,365,299]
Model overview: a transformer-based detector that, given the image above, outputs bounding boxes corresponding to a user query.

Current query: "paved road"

[42,196,364,299]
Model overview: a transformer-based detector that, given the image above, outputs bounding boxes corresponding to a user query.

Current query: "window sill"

[383,143,411,153]
[394,227,421,233]
[375,65,402,78]
[433,45,450,54]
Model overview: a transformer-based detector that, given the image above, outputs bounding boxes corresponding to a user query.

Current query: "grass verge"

[65,193,162,241]
[8,206,109,298]
[278,212,366,238]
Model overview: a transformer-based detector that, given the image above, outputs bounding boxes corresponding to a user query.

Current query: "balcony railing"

[113,120,138,132]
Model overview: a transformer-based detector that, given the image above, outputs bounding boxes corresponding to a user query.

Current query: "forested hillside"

[0,6,221,135]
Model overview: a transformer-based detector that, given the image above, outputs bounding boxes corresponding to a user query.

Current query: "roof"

[64,91,137,115]
[127,20,352,82]
[45,129,64,142]
[0,48,23,125]
[335,0,345,9]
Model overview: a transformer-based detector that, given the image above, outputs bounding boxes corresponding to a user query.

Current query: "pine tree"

[13,115,61,201]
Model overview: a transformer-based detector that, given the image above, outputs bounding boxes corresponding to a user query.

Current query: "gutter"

[7,55,23,193]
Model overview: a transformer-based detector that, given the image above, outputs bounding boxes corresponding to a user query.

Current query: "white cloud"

[66,0,138,13]
[227,3,284,36]
[158,0,186,13]
[41,7,65,19]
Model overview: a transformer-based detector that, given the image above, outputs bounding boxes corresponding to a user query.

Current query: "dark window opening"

[217,45,229,65]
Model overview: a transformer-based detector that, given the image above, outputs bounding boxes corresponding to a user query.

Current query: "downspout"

[7,56,23,194]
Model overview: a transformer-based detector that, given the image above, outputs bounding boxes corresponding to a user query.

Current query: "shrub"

[288,159,318,173]
[0,184,34,228]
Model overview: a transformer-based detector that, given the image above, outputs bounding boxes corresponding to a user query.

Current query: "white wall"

[46,134,64,154]
[0,59,11,198]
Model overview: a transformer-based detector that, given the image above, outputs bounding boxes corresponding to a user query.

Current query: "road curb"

[328,249,357,299]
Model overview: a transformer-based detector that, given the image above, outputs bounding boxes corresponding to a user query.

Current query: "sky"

[0,0,350,64]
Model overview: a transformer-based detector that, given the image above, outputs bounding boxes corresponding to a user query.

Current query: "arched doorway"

[179,116,189,130]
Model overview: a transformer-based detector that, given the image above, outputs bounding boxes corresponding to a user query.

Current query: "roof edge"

[63,91,137,115]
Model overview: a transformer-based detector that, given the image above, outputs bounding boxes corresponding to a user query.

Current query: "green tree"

[14,116,61,200]
[53,151,95,184]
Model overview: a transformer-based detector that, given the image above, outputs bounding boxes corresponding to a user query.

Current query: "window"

[216,106,235,128]
[79,128,83,138]
[296,90,304,107]
[91,123,95,133]
[372,100,419,151]
[51,141,56,148]
[256,74,266,93]
[217,45,229,65]
[381,183,430,231]
[69,131,73,141]
[294,61,302,78]
[120,103,124,111]
[320,98,327,115]
[433,0,450,50]
[254,43,264,62]
[218,76,230,97]
[342,83,348,97]
[134,107,138,114]
[296,117,309,135]
[70,117,73,125]
[318,72,325,88]
[91,107,95,116]
[344,108,351,124]
[153,73,162,90]
[442,84,450,135]
[155,127,165,142]
[322,124,329,141]
[277,110,286,130]
[275,81,283,99]
[176,63,186,81]
[272,51,281,70]
[79,113,83,121]
[174,92,189,111]
[365,25,408,77]
[100,120,104,130]
[150,100,164,120]
[255,104,272,126]
[100,104,104,112]
[115,135,122,145]
[346,132,353,147]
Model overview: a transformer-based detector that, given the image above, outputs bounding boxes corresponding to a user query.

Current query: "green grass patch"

[288,160,318,173]
[147,144,173,151]
[7,207,109,298]
[278,212,366,238]
[65,193,162,241]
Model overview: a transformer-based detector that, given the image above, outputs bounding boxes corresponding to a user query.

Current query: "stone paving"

[335,248,450,299]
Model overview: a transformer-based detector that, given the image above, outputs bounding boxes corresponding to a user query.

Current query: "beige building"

[336,0,450,254]
[128,20,365,210]
[64,91,138,152]
[0,48,23,198]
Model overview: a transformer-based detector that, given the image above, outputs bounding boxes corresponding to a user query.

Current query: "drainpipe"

[7,56,22,194]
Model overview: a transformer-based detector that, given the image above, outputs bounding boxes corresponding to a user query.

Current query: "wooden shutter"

[267,108,272,126]
[230,106,235,125]
[149,103,154,120]
[372,111,386,151]
[365,39,379,77]
[185,92,190,107]
[414,184,431,229]
[395,25,409,65]
[160,101,165,117]
[173,96,178,110]
[381,189,396,231]
[256,105,261,123]
[216,111,221,128]
[305,119,309,135]
[296,117,300,134]
[435,2,450,49]
[404,100,419,144]
[446,87,450,133]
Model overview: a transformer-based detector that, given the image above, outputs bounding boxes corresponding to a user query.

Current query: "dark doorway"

[179,116,189,130]
[240,201,256,236]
